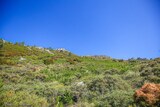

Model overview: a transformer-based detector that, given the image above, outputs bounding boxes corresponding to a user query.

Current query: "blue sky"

[0,0,160,59]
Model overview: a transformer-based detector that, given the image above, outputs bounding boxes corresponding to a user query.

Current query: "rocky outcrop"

[57,48,68,52]
[134,83,160,106]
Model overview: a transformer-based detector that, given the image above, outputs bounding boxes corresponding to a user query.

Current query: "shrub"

[56,90,73,106]
[87,75,131,95]
[122,71,144,88]
[0,78,4,106]
[43,58,54,65]
[0,57,16,65]
[140,67,160,83]
[134,83,160,107]
[105,90,134,107]
[35,74,47,81]
[71,82,89,102]
[67,57,81,64]
[2,90,49,107]
[73,102,95,107]
[104,69,121,75]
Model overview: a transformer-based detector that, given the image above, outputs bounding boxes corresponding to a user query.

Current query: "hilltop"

[0,39,160,107]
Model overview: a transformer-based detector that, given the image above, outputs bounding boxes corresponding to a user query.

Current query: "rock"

[19,57,26,61]
[27,47,31,50]
[77,81,85,86]
[134,83,160,106]
[45,49,54,54]
[2,39,6,43]
[57,48,67,52]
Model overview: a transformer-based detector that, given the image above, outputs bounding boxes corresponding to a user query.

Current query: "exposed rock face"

[57,48,67,52]
[134,83,160,106]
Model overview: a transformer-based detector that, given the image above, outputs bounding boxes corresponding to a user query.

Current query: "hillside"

[0,39,160,107]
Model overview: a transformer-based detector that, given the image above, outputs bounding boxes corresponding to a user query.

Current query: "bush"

[73,102,95,107]
[56,90,73,106]
[122,71,144,88]
[71,82,89,102]
[104,69,121,75]
[0,78,4,106]
[87,75,131,95]
[67,57,81,64]
[105,90,134,107]
[1,90,49,107]
[0,57,16,65]
[35,74,47,81]
[134,83,160,107]
[140,67,160,83]
[43,58,54,65]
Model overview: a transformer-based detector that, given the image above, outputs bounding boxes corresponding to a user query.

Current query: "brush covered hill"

[0,39,160,107]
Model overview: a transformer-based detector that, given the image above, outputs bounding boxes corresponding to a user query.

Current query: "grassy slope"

[0,39,160,107]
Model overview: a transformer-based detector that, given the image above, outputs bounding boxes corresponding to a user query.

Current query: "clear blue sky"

[0,0,160,59]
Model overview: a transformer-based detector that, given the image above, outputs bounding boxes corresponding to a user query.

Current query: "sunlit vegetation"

[0,39,159,107]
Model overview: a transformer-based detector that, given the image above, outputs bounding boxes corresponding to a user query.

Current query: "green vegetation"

[0,39,159,107]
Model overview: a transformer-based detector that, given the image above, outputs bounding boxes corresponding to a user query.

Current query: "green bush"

[43,58,54,65]
[87,75,131,95]
[66,57,81,64]
[0,78,4,106]
[105,90,134,107]
[56,90,73,106]
[0,57,16,65]
[2,90,49,107]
